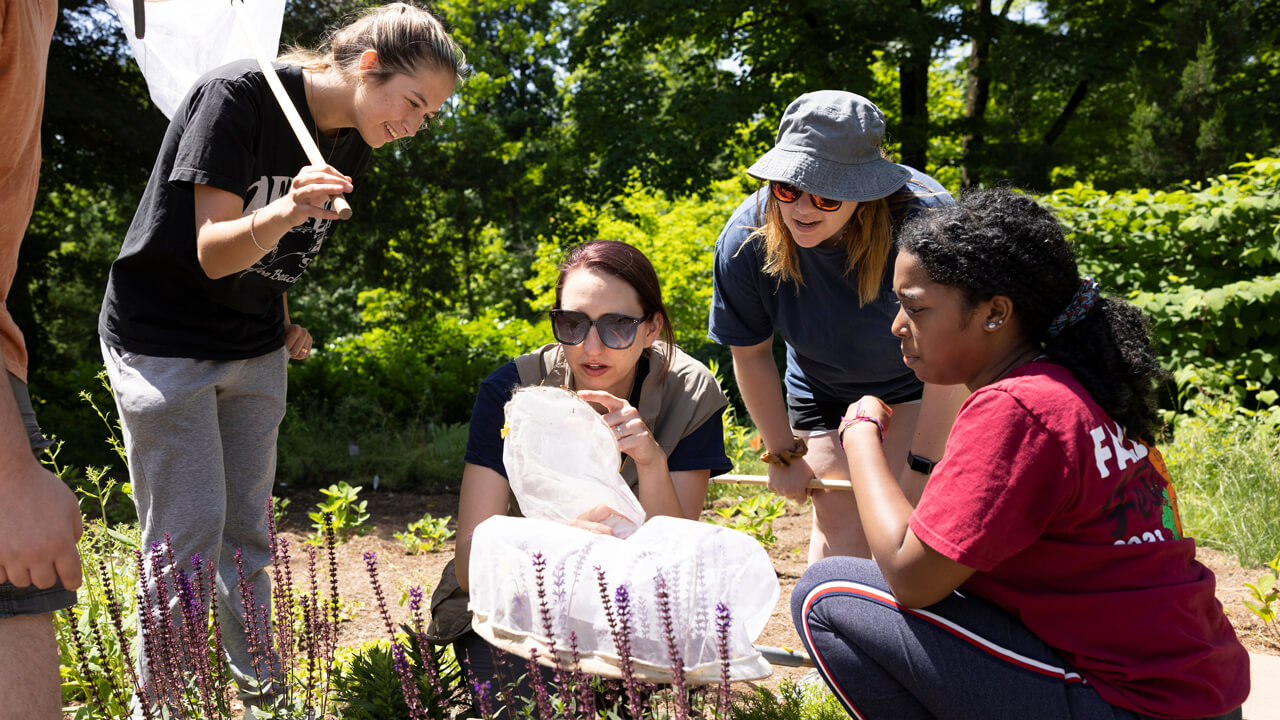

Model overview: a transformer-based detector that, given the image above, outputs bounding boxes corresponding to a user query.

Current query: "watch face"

[908,453,934,475]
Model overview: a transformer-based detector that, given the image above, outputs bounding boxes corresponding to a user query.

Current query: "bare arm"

[193,165,351,279]
[730,340,814,503]
[843,397,974,608]
[453,462,512,591]
[0,348,82,590]
[897,382,969,502]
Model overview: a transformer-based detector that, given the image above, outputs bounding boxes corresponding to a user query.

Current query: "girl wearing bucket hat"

[709,91,968,562]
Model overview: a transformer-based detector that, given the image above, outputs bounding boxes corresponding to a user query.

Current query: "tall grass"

[1162,395,1280,567]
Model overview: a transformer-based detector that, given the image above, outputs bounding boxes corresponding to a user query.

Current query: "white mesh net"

[469,386,778,683]
[501,386,646,537]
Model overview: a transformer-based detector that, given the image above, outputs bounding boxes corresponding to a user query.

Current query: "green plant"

[272,495,291,528]
[277,414,470,491]
[1160,378,1280,566]
[56,513,141,720]
[1243,551,1280,645]
[713,493,786,547]
[309,481,371,543]
[394,513,456,555]
[333,635,471,720]
[706,358,769,505]
[1044,155,1280,410]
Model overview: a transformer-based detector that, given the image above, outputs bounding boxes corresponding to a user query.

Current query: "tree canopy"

[23,0,1280,473]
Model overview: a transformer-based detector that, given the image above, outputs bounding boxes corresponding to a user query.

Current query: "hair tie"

[1047,277,1100,337]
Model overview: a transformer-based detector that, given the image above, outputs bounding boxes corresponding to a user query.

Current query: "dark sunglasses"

[550,309,651,350]
[770,182,844,212]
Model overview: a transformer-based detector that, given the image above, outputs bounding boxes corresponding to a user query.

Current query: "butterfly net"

[468,386,778,683]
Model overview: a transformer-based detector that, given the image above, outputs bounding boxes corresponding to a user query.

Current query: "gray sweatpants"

[101,340,287,698]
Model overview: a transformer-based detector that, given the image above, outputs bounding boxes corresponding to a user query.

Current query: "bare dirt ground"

[276,485,1279,699]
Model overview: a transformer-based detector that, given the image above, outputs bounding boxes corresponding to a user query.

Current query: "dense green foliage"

[1046,155,1280,408]
[19,0,1280,492]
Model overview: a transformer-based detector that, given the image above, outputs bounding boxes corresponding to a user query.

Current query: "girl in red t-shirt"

[792,188,1248,720]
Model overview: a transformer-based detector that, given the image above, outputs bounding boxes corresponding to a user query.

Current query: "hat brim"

[747,147,911,203]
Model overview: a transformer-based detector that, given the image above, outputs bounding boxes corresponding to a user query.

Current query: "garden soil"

[274,486,1278,715]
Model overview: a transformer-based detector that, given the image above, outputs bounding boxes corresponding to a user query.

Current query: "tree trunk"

[898,0,930,170]
[1042,80,1090,148]
[961,0,993,188]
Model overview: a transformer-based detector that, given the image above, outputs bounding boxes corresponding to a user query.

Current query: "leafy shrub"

[1045,154,1280,407]
[277,415,469,491]
[526,177,746,353]
[288,297,540,428]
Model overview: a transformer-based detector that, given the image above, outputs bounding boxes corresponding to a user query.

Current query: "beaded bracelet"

[837,414,885,447]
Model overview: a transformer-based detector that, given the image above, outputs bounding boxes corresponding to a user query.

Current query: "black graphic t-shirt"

[99,60,371,360]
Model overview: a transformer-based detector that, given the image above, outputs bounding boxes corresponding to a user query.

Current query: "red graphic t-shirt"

[911,360,1249,719]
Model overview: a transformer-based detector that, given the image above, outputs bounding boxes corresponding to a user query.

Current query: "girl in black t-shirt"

[97,4,464,711]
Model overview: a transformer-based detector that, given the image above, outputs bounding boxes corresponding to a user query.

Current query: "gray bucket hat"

[747,91,911,203]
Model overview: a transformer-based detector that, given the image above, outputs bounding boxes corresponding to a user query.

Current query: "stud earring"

[987,321,1000,329]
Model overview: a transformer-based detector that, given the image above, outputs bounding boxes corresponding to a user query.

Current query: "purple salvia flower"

[363,551,397,639]
[324,510,341,659]
[63,609,109,712]
[526,648,554,720]
[716,602,732,718]
[300,592,318,713]
[408,585,446,711]
[174,568,218,717]
[205,557,233,706]
[464,661,495,720]
[568,630,596,718]
[98,556,148,716]
[134,549,161,715]
[472,678,494,720]
[656,573,690,720]
[161,533,177,579]
[392,641,428,720]
[532,552,568,692]
[492,649,519,719]
[85,601,127,713]
[266,505,295,680]
[304,543,322,714]
[614,584,643,719]
[234,548,267,682]
[595,566,619,643]
[146,545,182,707]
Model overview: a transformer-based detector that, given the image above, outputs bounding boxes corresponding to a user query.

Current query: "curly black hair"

[897,188,1167,443]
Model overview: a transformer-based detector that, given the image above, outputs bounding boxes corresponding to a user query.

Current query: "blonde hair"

[279,2,466,86]
[750,190,895,305]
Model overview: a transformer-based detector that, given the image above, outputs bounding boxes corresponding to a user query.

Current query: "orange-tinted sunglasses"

[770,182,843,212]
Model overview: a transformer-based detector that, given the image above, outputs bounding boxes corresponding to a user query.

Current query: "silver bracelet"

[249,208,275,252]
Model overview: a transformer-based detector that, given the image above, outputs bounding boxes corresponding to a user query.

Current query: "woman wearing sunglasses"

[710,90,968,563]
[429,239,732,707]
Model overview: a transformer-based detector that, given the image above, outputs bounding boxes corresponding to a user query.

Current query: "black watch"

[908,453,936,475]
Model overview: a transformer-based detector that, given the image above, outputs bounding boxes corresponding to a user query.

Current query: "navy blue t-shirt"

[464,357,732,479]
[708,166,953,405]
